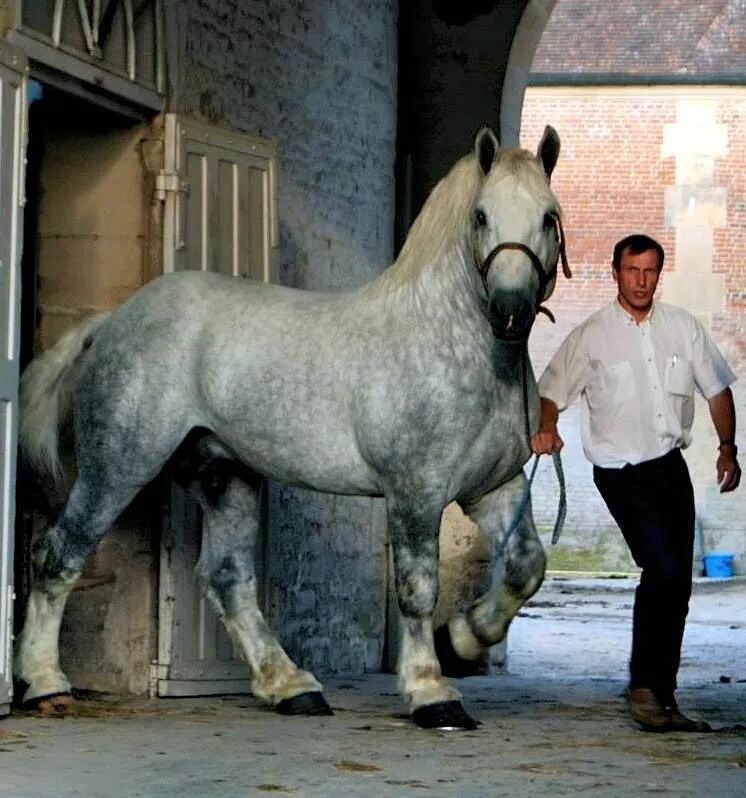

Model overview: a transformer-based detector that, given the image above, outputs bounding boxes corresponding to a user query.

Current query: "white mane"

[368,146,554,298]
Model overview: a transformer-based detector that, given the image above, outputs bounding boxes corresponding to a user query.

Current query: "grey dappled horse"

[15,126,569,730]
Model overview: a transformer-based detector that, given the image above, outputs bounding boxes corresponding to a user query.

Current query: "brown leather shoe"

[626,687,670,731]
[663,704,712,733]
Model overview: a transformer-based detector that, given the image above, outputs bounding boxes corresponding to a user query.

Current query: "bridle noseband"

[474,212,571,322]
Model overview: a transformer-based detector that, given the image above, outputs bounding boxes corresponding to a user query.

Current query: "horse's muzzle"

[487,293,535,342]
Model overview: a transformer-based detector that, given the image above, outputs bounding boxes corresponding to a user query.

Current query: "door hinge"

[155,171,188,201]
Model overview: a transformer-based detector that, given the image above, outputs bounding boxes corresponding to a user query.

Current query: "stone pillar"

[661,96,728,517]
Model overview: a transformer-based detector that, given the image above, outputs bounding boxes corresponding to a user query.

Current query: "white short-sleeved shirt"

[538,300,736,468]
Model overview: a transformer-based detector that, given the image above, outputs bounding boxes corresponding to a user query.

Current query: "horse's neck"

[366,247,491,349]
[492,341,534,385]
[367,155,479,312]
[492,343,538,447]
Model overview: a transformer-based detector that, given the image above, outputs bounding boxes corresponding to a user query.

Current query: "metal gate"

[0,45,27,717]
[152,115,278,696]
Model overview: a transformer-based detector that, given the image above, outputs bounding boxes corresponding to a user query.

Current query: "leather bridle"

[474,211,571,322]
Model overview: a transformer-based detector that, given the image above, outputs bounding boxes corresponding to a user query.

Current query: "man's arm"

[707,386,741,493]
[530,397,564,455]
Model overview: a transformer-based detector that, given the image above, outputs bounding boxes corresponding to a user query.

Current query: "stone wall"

[168,0,398,674]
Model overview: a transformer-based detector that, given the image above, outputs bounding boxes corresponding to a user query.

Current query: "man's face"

[613,247,661,318]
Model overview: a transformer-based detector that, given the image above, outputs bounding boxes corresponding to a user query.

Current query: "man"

[531,233,741,732]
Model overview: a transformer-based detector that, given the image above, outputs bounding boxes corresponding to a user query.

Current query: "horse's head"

[471,126,570,342]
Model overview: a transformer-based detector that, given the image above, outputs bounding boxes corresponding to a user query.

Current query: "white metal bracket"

[154,170,188,201]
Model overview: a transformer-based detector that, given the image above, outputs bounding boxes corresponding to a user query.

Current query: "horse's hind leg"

[14,478,141,713]
[435,472,546,676]
[186,453,331,715]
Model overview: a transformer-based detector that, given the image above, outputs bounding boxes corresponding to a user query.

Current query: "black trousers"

[593,449,694,704]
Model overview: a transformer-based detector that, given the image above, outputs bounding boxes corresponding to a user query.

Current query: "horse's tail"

[19,312,112,497]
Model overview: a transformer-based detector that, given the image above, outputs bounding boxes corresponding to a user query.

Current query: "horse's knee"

[392,535,440,617]
[440,543,546,657]
[397,568,438,618]
[503,541,546,600]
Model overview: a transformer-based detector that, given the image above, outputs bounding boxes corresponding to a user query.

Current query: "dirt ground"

[1,576,744,798]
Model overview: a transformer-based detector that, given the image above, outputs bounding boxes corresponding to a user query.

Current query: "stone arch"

[500,0,557,146]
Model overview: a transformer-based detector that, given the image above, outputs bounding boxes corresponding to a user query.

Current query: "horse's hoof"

[434,624,485,678]
[25,692,77,717]
[276,691,333,716]
[411,700,479,731]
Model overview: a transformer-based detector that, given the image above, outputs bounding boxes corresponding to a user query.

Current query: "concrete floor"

[1,576,744,798]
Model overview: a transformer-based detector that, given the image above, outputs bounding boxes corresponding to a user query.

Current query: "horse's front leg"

[388,497,478,730]
[435,471,546,676]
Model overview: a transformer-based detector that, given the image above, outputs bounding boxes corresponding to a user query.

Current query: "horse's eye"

[474,208,487,228]
[542,212,556,230]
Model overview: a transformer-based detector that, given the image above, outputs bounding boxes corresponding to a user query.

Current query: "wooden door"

[153,115,277,696]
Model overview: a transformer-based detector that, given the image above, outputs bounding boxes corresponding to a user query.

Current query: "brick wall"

[522,86,746,574]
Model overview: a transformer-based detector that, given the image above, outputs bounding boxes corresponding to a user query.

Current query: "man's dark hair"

[612,234,665,271]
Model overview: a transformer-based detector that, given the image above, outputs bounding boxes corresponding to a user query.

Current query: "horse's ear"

[475,127,499,176]
[537,125,560,180]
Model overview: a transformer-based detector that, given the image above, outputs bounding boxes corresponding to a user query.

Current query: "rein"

[500,345,567,553]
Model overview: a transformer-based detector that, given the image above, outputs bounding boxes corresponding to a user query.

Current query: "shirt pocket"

[664,355,694,397]
[586,360,634,408]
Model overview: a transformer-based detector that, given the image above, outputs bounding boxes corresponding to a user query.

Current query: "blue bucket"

[703,553,734,578]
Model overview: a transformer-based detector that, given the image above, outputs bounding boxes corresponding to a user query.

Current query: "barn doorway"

[13,86,281,697]
[13,80,159,695]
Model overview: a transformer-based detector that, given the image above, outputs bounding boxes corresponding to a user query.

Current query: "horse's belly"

[213,420,381,496]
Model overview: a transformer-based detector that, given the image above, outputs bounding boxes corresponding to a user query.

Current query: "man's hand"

[716,445,741,493]
[531,427,564,455]
[707,388,740,493]
[531,397,564,455]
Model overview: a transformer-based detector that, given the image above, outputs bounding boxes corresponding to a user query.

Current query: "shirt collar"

[613,297,656,326]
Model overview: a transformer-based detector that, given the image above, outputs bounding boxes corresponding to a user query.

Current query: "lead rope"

[549,451,567,543]
[502,345,567,547]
